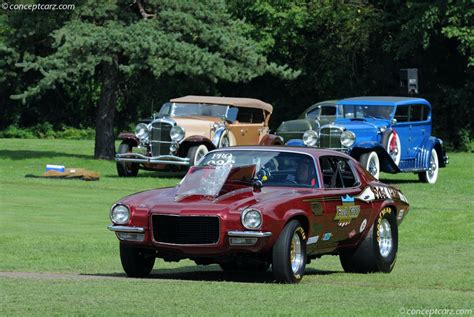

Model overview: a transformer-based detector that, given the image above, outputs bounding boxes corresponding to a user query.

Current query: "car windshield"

[159,103,229,118]
[306,105,337,120]
[198,150,318,188]
[338,105,394,120]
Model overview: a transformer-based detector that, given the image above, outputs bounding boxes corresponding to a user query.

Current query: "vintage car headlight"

[110,204,130,225]
[170,125,185,142]
[135,123,149,140]
[241,208,262,230]
[340,130,356,147]
[303,130,318,146]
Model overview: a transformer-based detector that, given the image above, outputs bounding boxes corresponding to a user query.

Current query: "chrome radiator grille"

[150,121,172,156]
[319,126,343,149]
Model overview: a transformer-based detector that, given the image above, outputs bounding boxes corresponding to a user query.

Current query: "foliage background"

[0,0,472,151]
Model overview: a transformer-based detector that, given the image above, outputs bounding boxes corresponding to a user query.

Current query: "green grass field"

[1,139,473,316]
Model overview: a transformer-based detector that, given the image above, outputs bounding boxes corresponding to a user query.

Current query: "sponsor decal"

[348,229,357,239]
[322,232,332,241]
[355,186,407,203]
[310,202,323,216]
[307,236,319,245]
[359,218,368,233]
[334,195,360,227]
[376,207,392,243]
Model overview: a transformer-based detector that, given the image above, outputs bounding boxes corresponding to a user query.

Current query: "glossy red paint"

[111,146,409,264]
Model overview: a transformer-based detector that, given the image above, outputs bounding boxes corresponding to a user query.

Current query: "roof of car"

[338,96,430,106]
[211,145,350,159]
[170,95,273,113]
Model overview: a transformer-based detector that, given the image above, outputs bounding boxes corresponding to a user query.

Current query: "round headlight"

[340,130,356,147]
[135,123,149,140]
[170,125,185,142]
[303,130,318,147]
[110,204,130,225]
[241,208,262,230]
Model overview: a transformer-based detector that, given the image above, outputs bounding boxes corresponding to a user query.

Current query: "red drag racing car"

[108,146,409,283]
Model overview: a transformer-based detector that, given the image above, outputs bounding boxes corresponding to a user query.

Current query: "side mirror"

[391,118,397,126]
[252,178,263,191]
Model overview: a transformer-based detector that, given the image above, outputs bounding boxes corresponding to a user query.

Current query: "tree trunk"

[94,57,119,160]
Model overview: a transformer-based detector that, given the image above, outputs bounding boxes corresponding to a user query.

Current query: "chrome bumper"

[107,225,145,233]
[115,153,190,166]
[227,231,272,238]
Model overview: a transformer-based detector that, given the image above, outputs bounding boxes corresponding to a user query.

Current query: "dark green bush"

[0,125,95,140]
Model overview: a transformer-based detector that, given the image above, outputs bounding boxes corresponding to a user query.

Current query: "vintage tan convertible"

[115,95,283,177]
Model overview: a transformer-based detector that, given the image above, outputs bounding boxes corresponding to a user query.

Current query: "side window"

[236,108,264,123]
[320,156,359,188]
[409,104,423,122]
[321,106,337,116]
[395,105,409,122]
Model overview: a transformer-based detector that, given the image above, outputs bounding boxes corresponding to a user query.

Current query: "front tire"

[418,149,439,184]
[116,142,139,177]
[120,244,155,278]
[339,207,398,273]
[359,151,380,179]
[187,144,208,166]
[272,220,307,283]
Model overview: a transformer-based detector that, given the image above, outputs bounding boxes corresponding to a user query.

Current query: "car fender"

[117,132,139,147]
[350,142,401,173]
[178,135,216,156]
[418,136,448,169]
[279,209,310,237]
[259,134,284,146]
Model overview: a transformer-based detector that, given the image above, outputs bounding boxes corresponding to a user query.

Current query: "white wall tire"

[218,131,231,148]
[187,144,208,166]
[418,149,439,184]
[360,151,380,179]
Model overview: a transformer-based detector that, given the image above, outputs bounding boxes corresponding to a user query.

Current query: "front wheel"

[272,220,307,283]
[187,144,208,166]
[359,151,380,179]
[120,244,155,278]
[339,207,398,273]
[116,142,139,177]
[418,149,439,184]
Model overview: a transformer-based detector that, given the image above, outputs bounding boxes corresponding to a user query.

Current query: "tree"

[12,0,295,159]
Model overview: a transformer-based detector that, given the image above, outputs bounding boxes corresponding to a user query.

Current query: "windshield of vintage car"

[159,103,230,118]
[198,150,318,188]
[338,105,394,120]
[306,105,337,120]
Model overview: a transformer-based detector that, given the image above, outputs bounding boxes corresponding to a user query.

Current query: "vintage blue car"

[288,97,448,183]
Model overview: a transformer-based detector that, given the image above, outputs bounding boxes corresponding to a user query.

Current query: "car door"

[228,107,266,145]
[316,156,372,248]
[408,104,431,157]
[393,105,411,160]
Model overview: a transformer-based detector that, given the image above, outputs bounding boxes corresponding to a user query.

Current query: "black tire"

[116,142,139,177]
[359,151,380,179]
[120,244,155,278]
[272,220,307,283]
[186,144,208,166]
[339,207,398,273]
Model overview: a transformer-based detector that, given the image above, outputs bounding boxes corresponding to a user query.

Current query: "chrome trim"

[207,148,323,189]
[318,123,345,150]
[152,116,176,126]
[211,126,227,147]
[227,231,272,238]
[115,153,190,166]
[107,225,145,233]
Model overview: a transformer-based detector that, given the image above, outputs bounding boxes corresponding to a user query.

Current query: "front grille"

[319,126,343,149]
[150,121,173,156]
[152,215,220,245]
